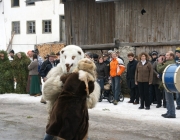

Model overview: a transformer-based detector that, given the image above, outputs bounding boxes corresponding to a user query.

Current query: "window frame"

[12,21,20,34]
[11,0,20,8]
[42,20,52,34]
[60,15,65,42]
[27,21,36,34]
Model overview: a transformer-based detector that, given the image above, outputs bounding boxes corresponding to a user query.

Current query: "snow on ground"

[0,93,41,103]
[1,93,180,130]
[89,98,180,130]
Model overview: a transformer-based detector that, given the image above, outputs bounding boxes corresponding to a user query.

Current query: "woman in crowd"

[126,53,139,104]
[27,54,41,96]
[0,50,14,94]
[11,52,31,94]
[96,56,109,101]
[135,52,153,110]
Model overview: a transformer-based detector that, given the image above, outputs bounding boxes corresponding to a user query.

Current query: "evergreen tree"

[0,50,14,94]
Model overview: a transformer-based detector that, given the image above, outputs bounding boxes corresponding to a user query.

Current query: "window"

[12,21,20,34]
[60,16,65,42]
[43,20,52,33]
[26,2,35,6]
[27,21,36,34]
[11,0,19,7]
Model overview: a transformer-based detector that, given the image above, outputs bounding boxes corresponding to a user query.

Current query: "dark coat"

[46,72,94,140]
[126,59,138,88]
[103,60,110,77]
[96,62,108,80]
[152,61,161,85]
[39,59,56,78]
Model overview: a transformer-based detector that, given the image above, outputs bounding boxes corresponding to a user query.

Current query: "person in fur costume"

[0,50,14,94]
[11,52,31,94]
[46,58,96,140]
[42,45,100,118]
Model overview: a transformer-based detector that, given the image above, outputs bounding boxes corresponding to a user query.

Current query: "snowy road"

[0,94,180,140]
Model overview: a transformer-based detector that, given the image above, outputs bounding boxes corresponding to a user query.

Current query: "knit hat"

[9,49,14,54]
[151,51,158,56]
[175,47,180,53]
[34,49,39,54]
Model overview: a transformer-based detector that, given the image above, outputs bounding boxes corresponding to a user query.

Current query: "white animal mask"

[60,45,84,73]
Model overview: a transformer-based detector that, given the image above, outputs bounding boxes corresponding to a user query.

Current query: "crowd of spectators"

[1,47,180,118]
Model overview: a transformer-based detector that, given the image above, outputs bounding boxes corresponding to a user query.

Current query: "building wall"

[115,0,180,44]
[0,0,64,53]
[64,0,115,45]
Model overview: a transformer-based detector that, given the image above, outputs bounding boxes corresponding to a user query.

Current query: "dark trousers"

[97,78,104,94]
[138,82,150,108]
[154,84,162,106]
[163,90,166,106]
[149,85,156,103]
[130,86,139,102]
[111,76,121,101]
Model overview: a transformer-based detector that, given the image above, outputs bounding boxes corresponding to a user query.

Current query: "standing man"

[110,52,124,105]
[126,53,139,104]
[175,47,180,110]
[149,51,159,105]
[40,52,57,104]
[157,52,176,118]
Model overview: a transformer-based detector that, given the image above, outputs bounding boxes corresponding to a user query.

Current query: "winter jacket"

[40,60,56,78]
[150,57,157,65]
[126,59,138,88]
[96,62,108,80]
[135,61,153,83]
[157,59,175,74]
[37,55,44,72]
[110,58,124,77]
[156,59,175,89]
[28,59,39,75]
[103,60,110,77]
[152,61,161,85]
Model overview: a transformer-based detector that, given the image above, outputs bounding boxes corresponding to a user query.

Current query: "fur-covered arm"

[87,81,100,109]
[43,76,63,102]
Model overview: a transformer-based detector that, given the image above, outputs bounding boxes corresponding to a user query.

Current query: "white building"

[0,0,65,53]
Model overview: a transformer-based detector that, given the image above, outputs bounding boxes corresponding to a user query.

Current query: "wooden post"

[6,31,15,52]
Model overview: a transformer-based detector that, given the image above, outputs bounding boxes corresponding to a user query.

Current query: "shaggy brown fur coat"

[46,72,94,140]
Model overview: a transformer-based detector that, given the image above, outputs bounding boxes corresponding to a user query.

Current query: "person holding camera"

[152,53,165,108]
